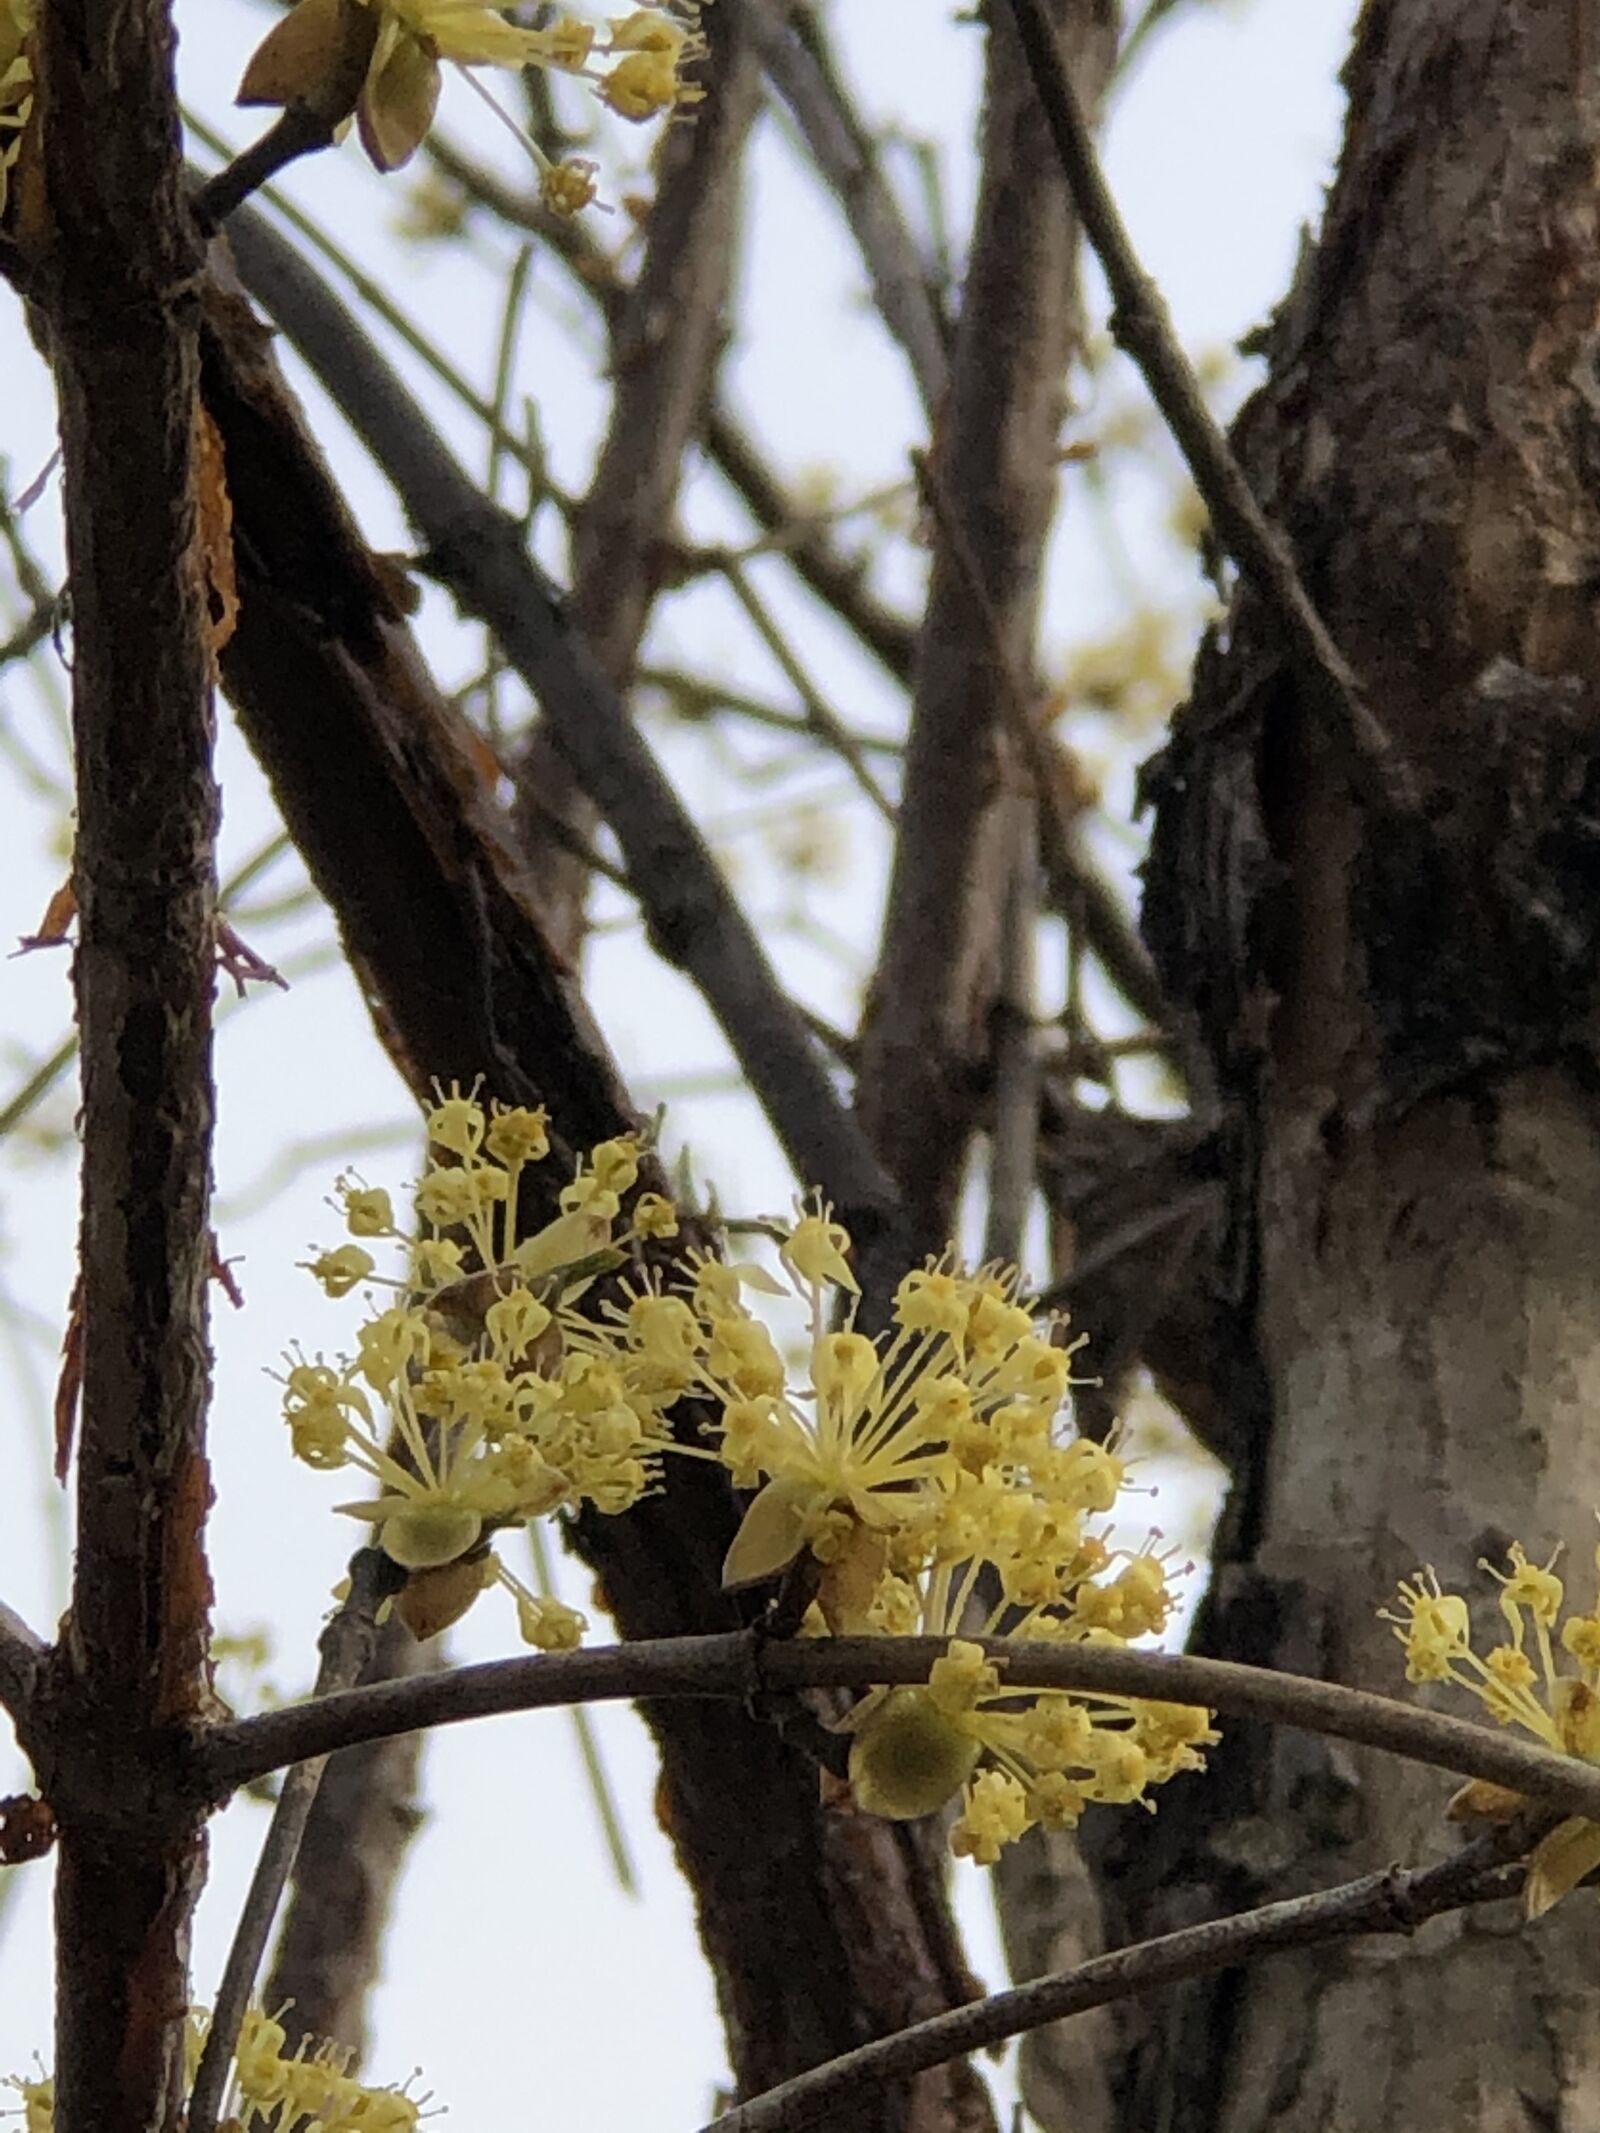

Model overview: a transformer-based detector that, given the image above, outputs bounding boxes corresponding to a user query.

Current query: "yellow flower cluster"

[1384,1541,1600,1916]
[284,1090,678,1644]
[9,2007,427,2132]
[576,1205,1216,1860]
[0,0,34,220]
[238,0,707,183]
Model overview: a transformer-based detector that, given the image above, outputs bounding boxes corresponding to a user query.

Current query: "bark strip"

[29,4,218,2127]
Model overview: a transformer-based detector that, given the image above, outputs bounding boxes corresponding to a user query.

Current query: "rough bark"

[27,3,217,2127]
[1123,5,1600,2127]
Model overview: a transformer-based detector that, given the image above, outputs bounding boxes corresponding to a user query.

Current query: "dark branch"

[856,0,1116,1264]
[199,1630,1600,1824]
[33,0,218,2119]
[700,1834,1530,2133]
[187,1549,404,2133]
[0,1602,48,1741]
[1004,0,1409,814]
[220,204,910,1266]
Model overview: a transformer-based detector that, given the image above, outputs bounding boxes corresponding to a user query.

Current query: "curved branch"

[699,1834,1530,2133]
[200,1629,1600,1824]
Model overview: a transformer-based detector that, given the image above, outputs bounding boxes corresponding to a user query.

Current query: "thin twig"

[911,448,1172,1046]
[221,205,910,1261]
[700,1834,1532,2133]
[186,1548,403,2133]
[639,662,904,758]
[1004,0,1410,814]
[720,559,895,820]
[424,132,923,690]
[982,812,1041,1265]
[190,0,376,231]
[0,1601,48,1738]
[200,1629,1600,1824]
[514,0,766,955]
[1033,1179,1220,1306]
[746,0,949,412]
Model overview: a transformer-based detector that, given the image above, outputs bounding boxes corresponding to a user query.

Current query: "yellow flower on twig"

[1385,1539,1600,1916]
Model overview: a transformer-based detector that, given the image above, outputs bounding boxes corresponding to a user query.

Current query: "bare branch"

[982,815,1041,1265]
[514,0,767,950]
[220,205,910,1263]
[909,444,1173,1059]
[747,0,950,411]
[187,1549,404,2133]
[0,1601,48,1740]
[262,1616,433,2059]
[699,1835,1531,2133]
[1003,0,1409,813]
[857,0,1117,1262]
[199,1630,1600,1825]
[31,0,218,2118]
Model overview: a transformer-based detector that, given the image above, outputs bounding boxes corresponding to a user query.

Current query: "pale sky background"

[0,2,1359,2123]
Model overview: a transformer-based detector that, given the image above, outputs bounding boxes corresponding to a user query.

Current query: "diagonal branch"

[746,0,950,411]
[187,1548,404,2133]
[0,1602,48,1742]
[699,1834,1531,2133]
[1003,0,1408,814]
[220,204,910,1270]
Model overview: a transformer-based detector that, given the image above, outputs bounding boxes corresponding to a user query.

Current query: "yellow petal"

[721,1475,828,1589]
[1524,1815,1600,1920]
[1446,1777,1527,1825]
[379,1501,482,1569]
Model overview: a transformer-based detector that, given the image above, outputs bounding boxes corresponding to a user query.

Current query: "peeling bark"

[1128,6,1600,2126]
[28,1,217,2126]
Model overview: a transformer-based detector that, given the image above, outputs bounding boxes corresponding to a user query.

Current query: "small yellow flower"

[9,2003,429,2131]
[951,1768,1030,1865]
[486,1102,550,1166]
[301,1243,377,1297]
[782,1202,858,1293]
[1382,1568,1472,1683]
[1386,1535,1600,1915]
[339,1178,397,1236]
[632,1190,678,1239]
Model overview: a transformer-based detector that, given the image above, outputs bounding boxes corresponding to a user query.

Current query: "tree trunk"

[1124,4,1600,2125]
